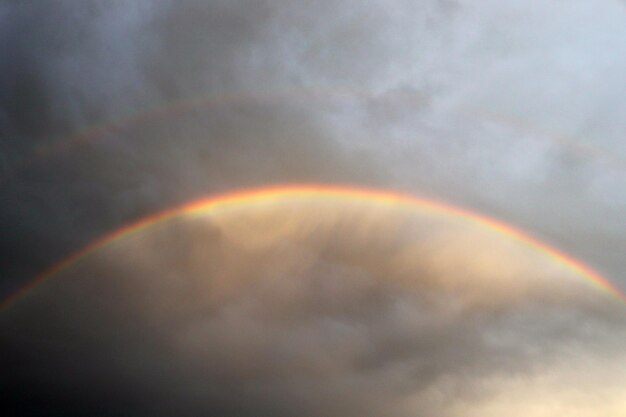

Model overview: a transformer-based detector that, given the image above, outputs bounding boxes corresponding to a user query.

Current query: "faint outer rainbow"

[5,87,626,188]
[2,184,625,310]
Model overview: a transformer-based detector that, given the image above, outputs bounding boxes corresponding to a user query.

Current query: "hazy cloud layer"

[1,1,626,415]
[2,196,625,416]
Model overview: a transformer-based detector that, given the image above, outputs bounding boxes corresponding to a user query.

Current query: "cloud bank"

[2,195,625,416]
[1,2,626,415]
[2,0,626,296]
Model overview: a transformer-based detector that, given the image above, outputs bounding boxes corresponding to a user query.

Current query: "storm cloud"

[1,1,626,415]
[2,194,625,416]
[2,0,626,288]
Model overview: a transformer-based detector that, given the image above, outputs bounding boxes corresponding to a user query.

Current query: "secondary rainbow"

[2,184,624,310]
[5,88,626,188]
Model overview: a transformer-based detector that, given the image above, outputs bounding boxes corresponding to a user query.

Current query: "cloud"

[1,1,626,414]
[2,0,626,291]
[2,195,624,416]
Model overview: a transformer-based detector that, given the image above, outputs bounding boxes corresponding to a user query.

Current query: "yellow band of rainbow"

[3,184,624,310]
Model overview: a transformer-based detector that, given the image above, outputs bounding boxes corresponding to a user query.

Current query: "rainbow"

[0,88,377,186]
[3,87,626,187]
[2,184,625,310]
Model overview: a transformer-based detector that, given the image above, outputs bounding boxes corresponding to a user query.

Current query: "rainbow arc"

[2,185,624,310]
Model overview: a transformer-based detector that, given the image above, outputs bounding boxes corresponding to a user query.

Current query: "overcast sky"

[1,1,626,415]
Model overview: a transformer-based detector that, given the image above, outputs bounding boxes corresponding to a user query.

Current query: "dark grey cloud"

[2,0,625,292]
[0,0,392,295]
[2,1,626,415]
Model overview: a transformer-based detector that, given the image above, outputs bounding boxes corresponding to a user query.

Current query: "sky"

[1,1,626,415]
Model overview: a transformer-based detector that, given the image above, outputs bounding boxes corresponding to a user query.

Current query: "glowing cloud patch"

[3,184,626,417]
